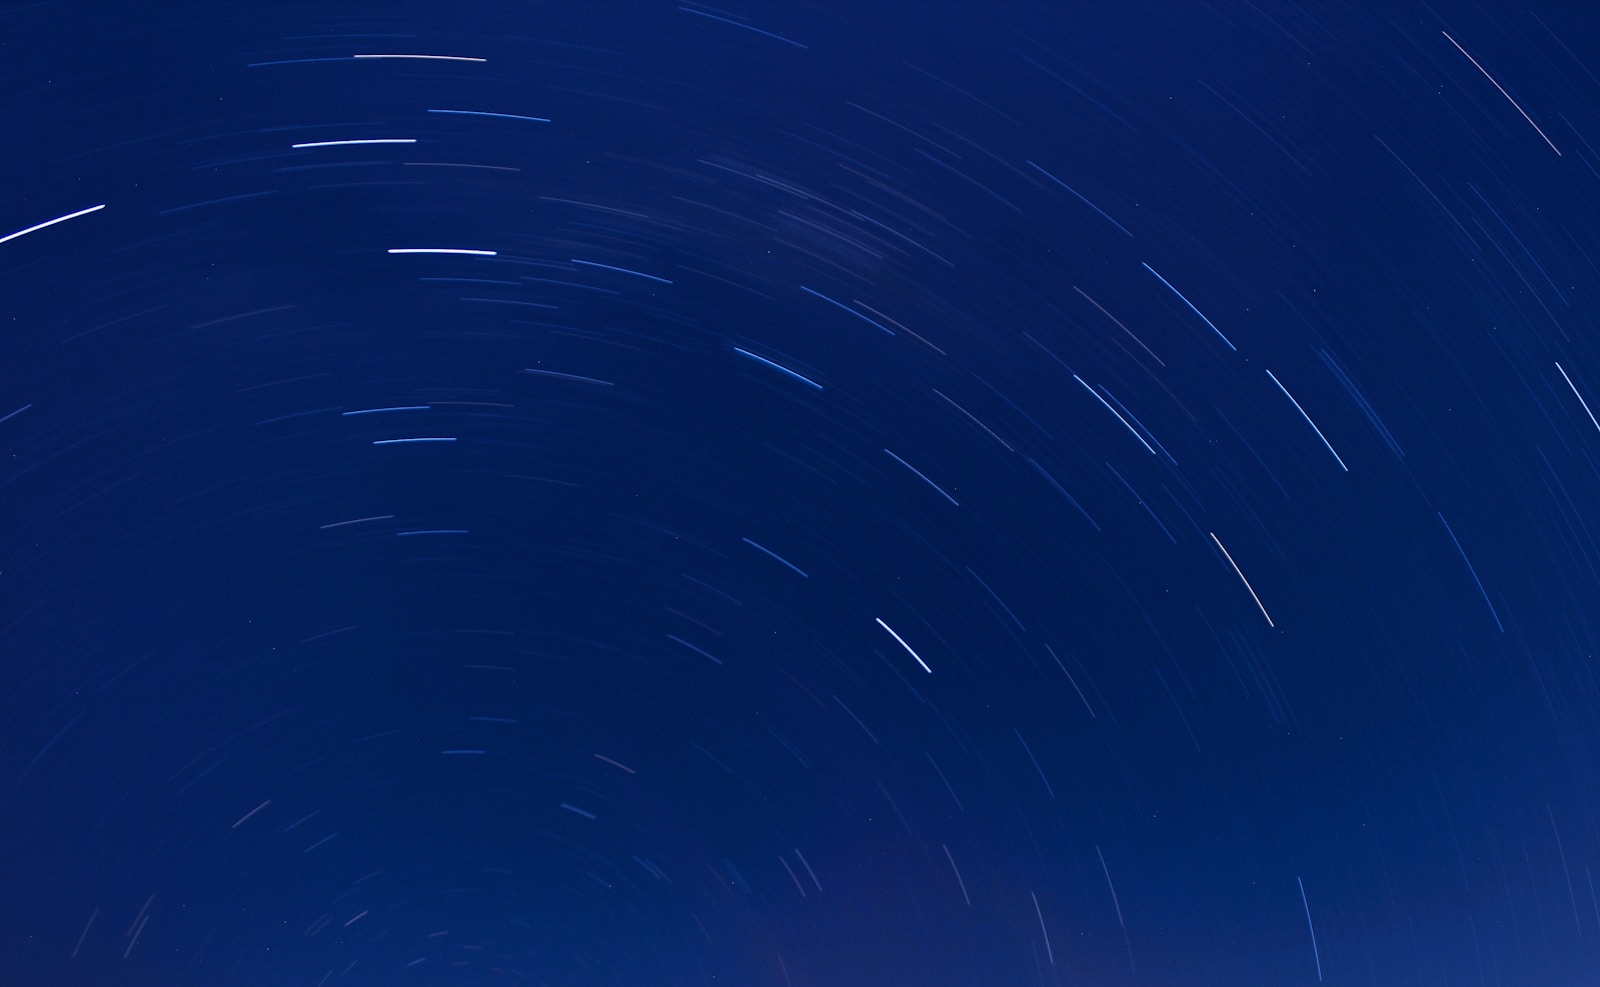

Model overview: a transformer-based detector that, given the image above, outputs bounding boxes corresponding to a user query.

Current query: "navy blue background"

[3,2,1600,984]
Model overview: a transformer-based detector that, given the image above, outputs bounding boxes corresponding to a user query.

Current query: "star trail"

[4,2,1600,985]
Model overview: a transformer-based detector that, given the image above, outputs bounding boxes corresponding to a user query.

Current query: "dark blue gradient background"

[3,2,1599,984]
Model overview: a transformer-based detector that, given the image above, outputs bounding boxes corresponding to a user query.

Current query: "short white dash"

[560,802,597,820]
[231,800,271,829]
[319,515,394,529]
[594,753,636,774]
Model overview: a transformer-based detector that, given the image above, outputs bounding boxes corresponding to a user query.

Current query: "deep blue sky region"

[3,2,1600,984]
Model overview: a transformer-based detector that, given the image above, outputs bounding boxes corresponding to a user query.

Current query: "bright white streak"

[875,618,932,673]
[1556,362,1600,436]
[353,53,486,62]
[0,203,105,247]
[1210,532,1275,627]
[1266,369,1349,471]
[1141,262,1237,350]
[1442,32,1561,156]
[733,347,822,390]
[883,449,959,506]
[387,248,497,256]
[1074,374,1156,454]
[293,138,417,148]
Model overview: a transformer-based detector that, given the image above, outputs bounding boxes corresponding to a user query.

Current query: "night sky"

[4,2,1600,984]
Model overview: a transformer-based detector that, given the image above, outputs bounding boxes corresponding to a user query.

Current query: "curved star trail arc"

[3,3,1600,986]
